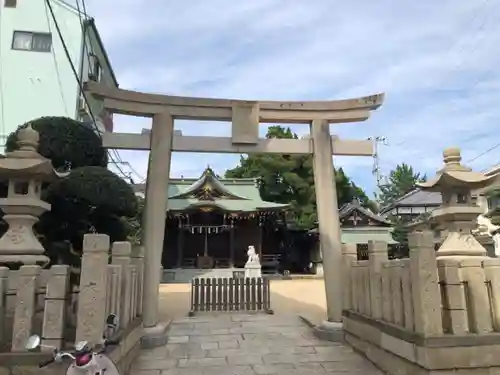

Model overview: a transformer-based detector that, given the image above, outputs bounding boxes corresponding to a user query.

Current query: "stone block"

[231,102,259,144]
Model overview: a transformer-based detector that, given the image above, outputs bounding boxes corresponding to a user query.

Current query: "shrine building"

[135,167,289,282]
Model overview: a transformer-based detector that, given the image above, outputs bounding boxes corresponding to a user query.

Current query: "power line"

[467,142,500,164]
[368,136,388,187]
[43,0,69,116]
[73,0,144,182]
[74,0,94,80]
[44,0,130,179]
[386,1,498,150]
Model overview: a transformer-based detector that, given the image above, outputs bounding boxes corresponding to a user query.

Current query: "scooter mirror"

[25,335,41,350]
[75,341,88,352]
[106,313,118,328]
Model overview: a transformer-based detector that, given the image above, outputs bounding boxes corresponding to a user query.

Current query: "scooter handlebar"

[104,338,120,347]
[39,358,55,368]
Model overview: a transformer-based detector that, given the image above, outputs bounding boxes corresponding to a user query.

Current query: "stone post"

[11,265,41,351]
[438,258,468,334]
[0,267,8,344]
[368,241,387,320]
[341,243,357,311]
[132,245,144,317]
[460,258,492,333]
[408,231,442,336]
[42,265,70,350]
[75,234,109,346]
[141,112,173,347]
[311,119,343,323]
[111,241,132,328]
[484,258,500,331]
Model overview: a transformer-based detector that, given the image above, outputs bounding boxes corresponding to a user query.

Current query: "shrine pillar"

[311,119,343,327]
[141,112,173,347]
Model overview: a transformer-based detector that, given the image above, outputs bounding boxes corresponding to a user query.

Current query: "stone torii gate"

[84,81,384,345]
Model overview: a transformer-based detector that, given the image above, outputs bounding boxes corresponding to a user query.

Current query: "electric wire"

[43,0,70,117]
[74,0,94,80]
[467,142,500,164]
[44,0,130,179]
[384,0,498,151]
[74,0,144,182]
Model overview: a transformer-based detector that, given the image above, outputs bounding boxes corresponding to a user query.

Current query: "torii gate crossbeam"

[84,81,385,347]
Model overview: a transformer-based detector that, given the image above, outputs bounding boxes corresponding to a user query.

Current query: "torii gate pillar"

[311,119,343,323]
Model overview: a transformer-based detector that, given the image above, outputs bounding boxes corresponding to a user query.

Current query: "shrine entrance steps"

[130,313,382,375]
[162,268,244,283]
[161,268,282,283]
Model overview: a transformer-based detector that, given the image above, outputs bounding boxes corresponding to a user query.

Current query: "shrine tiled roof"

[165,167,289,213]
[379,189,441,215]
[339,198,392,226]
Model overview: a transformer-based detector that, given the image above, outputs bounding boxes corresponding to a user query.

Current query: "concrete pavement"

[130,313,382,375]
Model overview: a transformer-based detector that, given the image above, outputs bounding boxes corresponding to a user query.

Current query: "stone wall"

[0,234,144,375]
[342,231,500,374]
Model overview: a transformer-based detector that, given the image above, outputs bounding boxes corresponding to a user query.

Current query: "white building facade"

[0,0,117,148]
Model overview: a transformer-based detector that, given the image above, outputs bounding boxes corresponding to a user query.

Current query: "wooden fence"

[190,277,271,313]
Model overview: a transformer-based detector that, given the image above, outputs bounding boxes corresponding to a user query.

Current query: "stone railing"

[342,230,500,375]
[0,234,144,375]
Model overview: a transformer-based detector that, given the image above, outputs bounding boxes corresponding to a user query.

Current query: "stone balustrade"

[342,230,500,375]
[0,234,145,375]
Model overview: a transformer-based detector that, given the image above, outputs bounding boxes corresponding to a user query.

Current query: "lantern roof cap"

[417,147,494,192]
[0,124,68,180]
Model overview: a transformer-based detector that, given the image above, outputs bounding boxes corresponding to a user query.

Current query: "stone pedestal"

[244,263,262,278]
[142,323,169,348]
[313,262,324,277]
[313,320,344,342]
[0,212,49,264]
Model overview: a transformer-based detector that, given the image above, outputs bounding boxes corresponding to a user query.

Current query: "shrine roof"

[309,198,397,243]
[165,167,289,213]
[379,189,441,215]
[339,198,392,227]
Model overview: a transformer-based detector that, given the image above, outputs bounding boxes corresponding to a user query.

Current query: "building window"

[12,31,52,52]
[4,0,16,7]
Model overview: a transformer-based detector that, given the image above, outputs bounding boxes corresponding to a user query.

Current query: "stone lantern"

[0,124,66,265]
[417,147,495,258]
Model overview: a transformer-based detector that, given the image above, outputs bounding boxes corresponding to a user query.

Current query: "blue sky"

[83,0,500,197]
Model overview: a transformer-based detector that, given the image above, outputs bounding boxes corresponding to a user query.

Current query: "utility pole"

[367,136,387,188]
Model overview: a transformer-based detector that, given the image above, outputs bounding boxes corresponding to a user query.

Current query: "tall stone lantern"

[417,148,495,258]
[0,124,66,265]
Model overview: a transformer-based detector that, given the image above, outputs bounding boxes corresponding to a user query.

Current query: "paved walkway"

[131,313,382,375]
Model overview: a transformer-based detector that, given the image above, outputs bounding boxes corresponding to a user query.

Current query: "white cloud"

[79,0,500,196]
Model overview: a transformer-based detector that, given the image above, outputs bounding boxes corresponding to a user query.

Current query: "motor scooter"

[25,313,121,375]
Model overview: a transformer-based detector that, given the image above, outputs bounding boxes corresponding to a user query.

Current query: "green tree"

[123,195,145,245]
[4,117,138,267]
[485,188,500,227]
[225,125,372,229]
[378,163,426,208]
